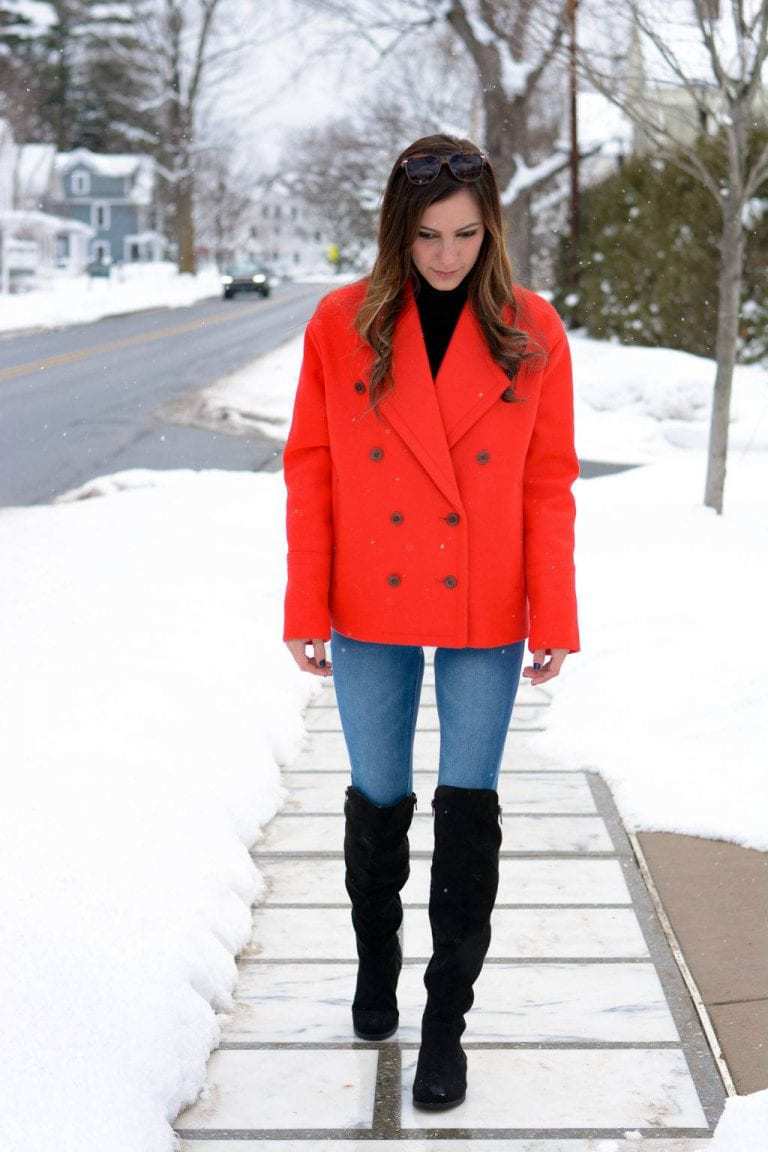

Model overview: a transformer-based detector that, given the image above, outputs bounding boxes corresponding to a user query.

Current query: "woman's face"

[411,187,485,290]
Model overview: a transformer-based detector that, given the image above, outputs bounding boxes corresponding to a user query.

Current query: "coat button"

[500,385,515,402]
[387,573,402,586]
[443,574,458,588]
[390,511,404,524]
[370,446,384,460]
[476,449,490,464]
[445,511,460,525]
[354,380,366,393]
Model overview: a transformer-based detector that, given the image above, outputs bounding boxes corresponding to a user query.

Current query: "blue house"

[49,149,166,266]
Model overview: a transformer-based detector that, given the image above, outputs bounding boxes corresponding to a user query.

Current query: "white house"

[245,176,333,277]
[0,120,94,291]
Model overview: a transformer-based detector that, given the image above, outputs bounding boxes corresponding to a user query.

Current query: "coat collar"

[377,274,517,510]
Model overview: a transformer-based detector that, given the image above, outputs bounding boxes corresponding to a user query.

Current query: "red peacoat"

[281,273,580,653]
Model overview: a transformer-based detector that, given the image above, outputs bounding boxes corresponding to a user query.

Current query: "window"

[262,203,270,218]
[293,251,300,263]
[55,234,70,264]
[291,205,298,220]
[71,169,90,195]
[274,204,281,219]
[92,202,110,230]
[314,229,321,241]
[92,240,110,264]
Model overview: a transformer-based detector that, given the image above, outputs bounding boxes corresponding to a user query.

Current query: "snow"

[0,262,223,332]
[15,142,56,201]
[0,321,766,1147]
[460,0,535,100]
[54,148,150,180]
[0,207,94,234]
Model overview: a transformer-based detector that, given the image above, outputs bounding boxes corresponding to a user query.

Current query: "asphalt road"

[0,279,638,508]
[0,280,331,507]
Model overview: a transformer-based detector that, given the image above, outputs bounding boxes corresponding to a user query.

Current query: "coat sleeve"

[282,315,334,642]
[523,312,581,654]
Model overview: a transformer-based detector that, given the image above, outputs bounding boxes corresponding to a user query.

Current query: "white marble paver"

[175,654,722,1145]
[175,1048,378,1130]
[278,770,599,813]
[222,961,679,1044]
[398,1049,708,1130]
[256,813,614,854]
[258,855,633,905]
[304,705,546,732]
[181,1141,715,1151]
[287,731,572,774]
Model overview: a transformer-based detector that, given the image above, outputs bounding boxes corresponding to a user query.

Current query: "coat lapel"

[377,275,515,507]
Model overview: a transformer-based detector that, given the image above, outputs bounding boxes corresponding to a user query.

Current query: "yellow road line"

[0,299,281,385]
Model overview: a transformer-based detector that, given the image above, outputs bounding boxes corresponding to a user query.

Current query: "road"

[0,280,638,508]
[0,281,329,507]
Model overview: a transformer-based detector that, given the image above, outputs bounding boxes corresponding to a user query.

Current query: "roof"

[54,149,151,178]
[0,209,95,236]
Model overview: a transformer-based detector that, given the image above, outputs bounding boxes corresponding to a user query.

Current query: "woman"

[281,133,580,1111]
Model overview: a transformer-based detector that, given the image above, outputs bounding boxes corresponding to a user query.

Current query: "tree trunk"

[505,195,532,285]
[704,202,745,515]
[176,174,196,274]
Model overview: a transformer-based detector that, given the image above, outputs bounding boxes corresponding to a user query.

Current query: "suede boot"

[343,784,418,1040]
[412,783,503,1109]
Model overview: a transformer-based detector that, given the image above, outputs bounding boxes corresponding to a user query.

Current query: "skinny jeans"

[329,626,526,807]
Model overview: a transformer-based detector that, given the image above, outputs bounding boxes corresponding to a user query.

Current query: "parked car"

[221,264,272,300]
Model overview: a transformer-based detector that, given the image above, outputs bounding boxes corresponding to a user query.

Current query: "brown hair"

[354,133,546,418]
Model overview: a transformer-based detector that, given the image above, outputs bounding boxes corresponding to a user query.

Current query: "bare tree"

[194,130,256,267]
[274,30,479,267]
[135,0,296,274]
[294,0,605,282]
[576,0,768,513]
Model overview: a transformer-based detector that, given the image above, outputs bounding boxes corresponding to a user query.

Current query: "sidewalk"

[174,648,727,1147]
[636,829,768,1097]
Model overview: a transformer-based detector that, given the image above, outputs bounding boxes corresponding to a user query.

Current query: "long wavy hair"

[354,133,547,419]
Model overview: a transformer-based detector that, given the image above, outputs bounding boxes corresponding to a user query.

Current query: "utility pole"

[566,0,582,323]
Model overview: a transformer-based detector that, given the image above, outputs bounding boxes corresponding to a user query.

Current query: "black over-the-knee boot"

[412,783,503,1109]
[343,784,418,1040]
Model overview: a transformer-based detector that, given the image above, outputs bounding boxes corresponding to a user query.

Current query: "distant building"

[0,120,93,290]
[50,149,166,265]
[243,177,332,277]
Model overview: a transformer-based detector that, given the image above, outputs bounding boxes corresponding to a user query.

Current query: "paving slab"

[637,830,768,1095]
[175,652,727,1145]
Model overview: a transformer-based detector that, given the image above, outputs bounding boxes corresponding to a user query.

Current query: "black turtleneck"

[412,265,471,379]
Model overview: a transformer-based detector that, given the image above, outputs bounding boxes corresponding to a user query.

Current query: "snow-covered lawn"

[0,261,222,332]
[0,263,353,334]
[0,321,765,1148]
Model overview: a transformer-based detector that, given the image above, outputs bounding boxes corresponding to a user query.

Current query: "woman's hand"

[522,647,569,686]
[285,638,334,677]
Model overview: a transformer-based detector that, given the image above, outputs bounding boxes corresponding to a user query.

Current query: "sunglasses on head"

[399,151,489,185]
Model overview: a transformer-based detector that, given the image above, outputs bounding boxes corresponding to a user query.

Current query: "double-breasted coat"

[281,273,580,653]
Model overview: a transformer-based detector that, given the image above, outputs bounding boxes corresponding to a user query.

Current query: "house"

[50,149,166,265]
[0,120,94,291]
[244,176,333,277]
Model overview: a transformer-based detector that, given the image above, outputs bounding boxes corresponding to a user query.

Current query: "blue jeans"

[329,626,526,807]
